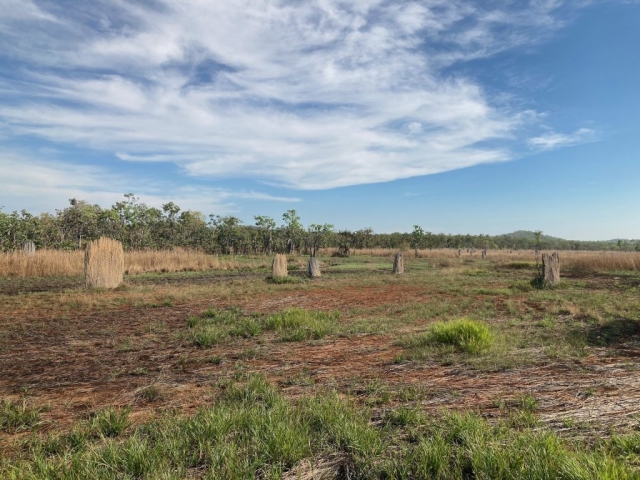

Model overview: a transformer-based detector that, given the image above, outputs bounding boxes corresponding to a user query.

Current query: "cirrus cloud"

[0,0,596,191]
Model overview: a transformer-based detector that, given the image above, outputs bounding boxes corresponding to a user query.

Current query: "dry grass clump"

[0,250,83,277]
[0,248,255,278]
[562,251,640,272]
[85,237,125,288]
[124,248,242,275]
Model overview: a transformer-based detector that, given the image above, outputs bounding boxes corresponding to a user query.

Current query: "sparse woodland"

[1,194,638,254]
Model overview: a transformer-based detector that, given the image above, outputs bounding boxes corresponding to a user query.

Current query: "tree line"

[1,194,638,254]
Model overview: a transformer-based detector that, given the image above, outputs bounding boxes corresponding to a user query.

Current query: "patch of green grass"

[282,368,315,387]
[187,307,340,346]
[207,355,223,365]
[3,378,638,479]
[0,399,43,433]
[189,325,227,347]
[267,275,303,284]
[511,280,534,293]
[403,318,494,355]
[503,261,537,270]
[137,386,162,403]
[187,308,261,347]
[88,407,131,438]
[264,308,340,341]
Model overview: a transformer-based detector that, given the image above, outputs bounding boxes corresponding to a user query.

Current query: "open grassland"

[322,247,640,272]
[1,254,640,478]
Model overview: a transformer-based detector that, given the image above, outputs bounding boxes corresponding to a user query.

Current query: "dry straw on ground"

[85,237,125,288]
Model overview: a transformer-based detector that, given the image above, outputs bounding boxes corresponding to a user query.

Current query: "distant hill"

[503,231,637,244]
[502,231,563,242]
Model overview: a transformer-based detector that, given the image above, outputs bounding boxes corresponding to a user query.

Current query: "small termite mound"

[22,241,36,256]
[85,237,125,288]
[307,257,321,278]
[271,254,288,278]
[542,252,560,286]
[393,251,404,275]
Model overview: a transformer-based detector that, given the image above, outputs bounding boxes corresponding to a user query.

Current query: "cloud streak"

[0,0,594,190]
[529,128,596,150]
[0,151,299,214]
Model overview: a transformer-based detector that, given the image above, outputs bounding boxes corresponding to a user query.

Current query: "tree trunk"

[286,239,294,254]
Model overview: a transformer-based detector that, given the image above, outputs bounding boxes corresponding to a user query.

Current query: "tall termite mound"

[271,254,288,278]
[307,257,321,278]
[85,237,125,288]
[22,241,36,256]
[393,251,404,274]
[542,252,560,286]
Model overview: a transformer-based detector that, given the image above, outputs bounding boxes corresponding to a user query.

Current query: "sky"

[0,0,639,240]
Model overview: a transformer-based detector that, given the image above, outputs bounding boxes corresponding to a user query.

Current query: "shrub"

[424,318,493,354]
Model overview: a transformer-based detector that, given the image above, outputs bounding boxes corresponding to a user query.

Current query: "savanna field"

[2,249,640,479]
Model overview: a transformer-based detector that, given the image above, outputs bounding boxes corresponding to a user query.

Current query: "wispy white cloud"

[0,0,595,191]
[529,128,597,150]
[0,151,298,214]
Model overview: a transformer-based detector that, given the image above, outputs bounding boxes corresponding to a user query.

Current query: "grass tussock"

[186,307,339,346]
[402,318,494,355]
[2,377,638,479]
[0,248,262,278]
[0,399,43,433]
[264,308,340,341]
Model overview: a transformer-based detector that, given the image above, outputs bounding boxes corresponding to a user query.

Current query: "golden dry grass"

[321,247,640,272]
[85,237,125,288]
[3,246,640,278]
[0,248,254,277]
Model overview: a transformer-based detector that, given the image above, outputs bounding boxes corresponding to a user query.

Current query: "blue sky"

[0,0,638,240]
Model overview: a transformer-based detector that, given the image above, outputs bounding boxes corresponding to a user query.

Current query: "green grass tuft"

[89,407,131,438]
[264,308,339,341]
[403,318,494,355]
[0,399,43,433]
[427,318,494,354]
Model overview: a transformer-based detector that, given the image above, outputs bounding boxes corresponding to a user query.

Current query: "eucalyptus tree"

[254,215,276,254]
[282,209,303,254]
[306,223,334,257]
[411,225,425,257]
